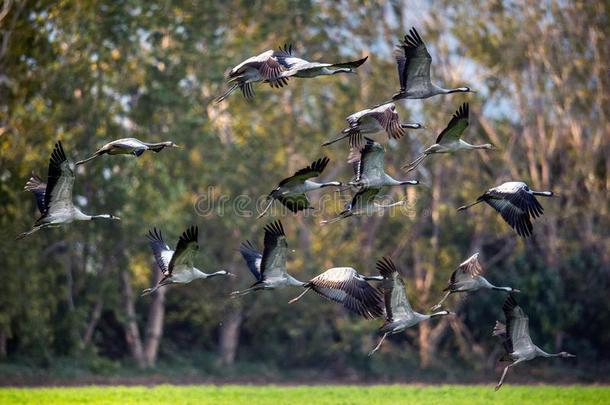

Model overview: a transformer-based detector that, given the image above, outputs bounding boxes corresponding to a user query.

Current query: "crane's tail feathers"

[321,132,350,147]
[214,83,239,104]
[75,154,100,166]
[288,287,311,304]
[402,154,427,172]
[457,200,483,211]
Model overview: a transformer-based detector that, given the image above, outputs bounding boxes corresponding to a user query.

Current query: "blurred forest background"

[0,0,608,385]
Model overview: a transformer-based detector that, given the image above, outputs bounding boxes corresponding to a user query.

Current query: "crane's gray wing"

[306,267,384,319]
[24,173,47,214]
[394,27,432,94]
[45,141,75,216]
[168,225,199,272]
[357,139,385,182]
[346,147,362,181]
[377,257,413,322]
[239,240,262,281]
[349,187,381,212]
[503,294,535,354]
[232,50,288,87]
[436,103,469,144]
[260,220,288,280]
[447,253,483,288]
[368,107,405,140]
[147,228,173,274]
[278,157,330,187]
[276,194,311,213]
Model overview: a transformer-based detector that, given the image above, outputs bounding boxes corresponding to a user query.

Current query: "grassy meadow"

[1,385,609,405]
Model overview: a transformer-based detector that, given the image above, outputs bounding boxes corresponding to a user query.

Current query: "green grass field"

[0,385,608,405]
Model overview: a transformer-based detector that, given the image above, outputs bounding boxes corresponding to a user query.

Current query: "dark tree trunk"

[217,304,242,367]
[119,265,145,368]
[143,264,166,367]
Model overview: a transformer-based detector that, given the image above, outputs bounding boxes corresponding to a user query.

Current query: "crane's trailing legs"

[288,287,311,304]
[402,154,428,172]
[431,291,451,310]
[15,224,47,240]
[368,332,389,356]
[257,197,275,219]
[495,359,524,391]
[214,83,239,104]
[457,199,484,211]
[141,278,173,297]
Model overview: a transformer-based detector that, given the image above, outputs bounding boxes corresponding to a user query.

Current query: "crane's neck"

[535,347,560,358]
[287,275,306,287]
[363,275,384,281]
[443,86,471,94]
[491,286,514,292]
[374,200,406,209]
[331,68,352,75]
[400,123,423,129]
[75,209,118,221]
[429,310,450,318]
[319,181,342,188]
[383,173,418,187]
[481,278,513,292]
[196,269,229,279]
[304,180,341,191]
[532,190,553,197]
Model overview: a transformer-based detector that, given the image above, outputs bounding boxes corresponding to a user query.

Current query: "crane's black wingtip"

[147,227,164,243]
[264,220,285,237]
[376,257,397,277]
[179,225,199,243]
[502,294,518,311]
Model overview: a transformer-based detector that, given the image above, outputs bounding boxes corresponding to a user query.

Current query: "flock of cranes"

[17,27,573,389]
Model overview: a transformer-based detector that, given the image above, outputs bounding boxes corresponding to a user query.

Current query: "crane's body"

[431,253,519,310]
[216,49,289,102]
[258,157,342,218]
[274,44,367,78]
[321,186,406,225]
[323,103,423,147]
[18,141,119,239]
[348,139,419,190]
[369,258,450,355]
[288,267,384,319]
[458,181,553,237]
[403,103,493,172]
[389,28,473,102]
[142,226,231,296]
[232,221,305,296]
[75,138,179,165]
[493,295,575,390]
